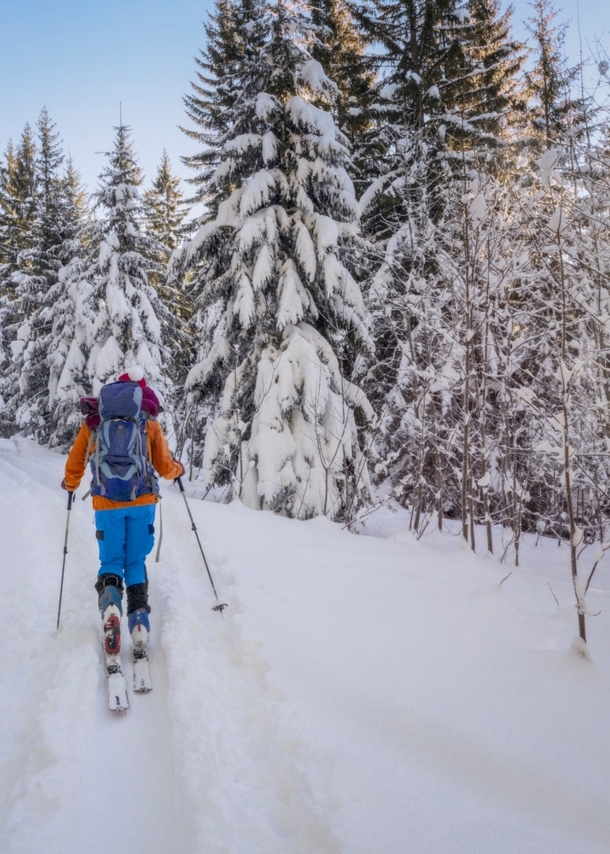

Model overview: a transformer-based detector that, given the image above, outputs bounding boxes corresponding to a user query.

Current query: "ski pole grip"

[175,476,185,493]
[67,491,74,510]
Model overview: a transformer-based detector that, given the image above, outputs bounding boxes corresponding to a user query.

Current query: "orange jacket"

[64,419,183,510]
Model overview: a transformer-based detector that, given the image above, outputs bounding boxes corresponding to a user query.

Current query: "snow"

[239,169,277,217]
[252,243,274,289]
[378,83,398,100]
[469,193,487,223]
[294,221,317,282]
[225,133,263,155]
[233,271,255,327]
[300,59,335,95]
[255,92,279,121]
[286,96,336,140]
[549,208,566,234]
[2,439,610,852]
[535,150,561,187]
[314,215,339,252]
[277,260,308,327]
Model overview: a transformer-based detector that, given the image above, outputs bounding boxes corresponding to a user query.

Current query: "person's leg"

[124,504,156,646]
[94,507,129,583]
[94,508,129,616]
[94,507,130,654]
[123,504,156,594]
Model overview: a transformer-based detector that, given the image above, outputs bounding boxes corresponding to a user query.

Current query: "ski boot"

[95,574,124,655]
[128,608,150,653]
[127,583,152,691]
[129,608,153,692]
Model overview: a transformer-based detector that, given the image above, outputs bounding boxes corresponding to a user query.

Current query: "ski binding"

[133,647,153,692]
[106,655,130,711]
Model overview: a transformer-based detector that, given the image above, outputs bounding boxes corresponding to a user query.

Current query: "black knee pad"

[126,581,151,615]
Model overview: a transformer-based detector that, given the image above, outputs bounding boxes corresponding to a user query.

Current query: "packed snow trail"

[1,436,610,853]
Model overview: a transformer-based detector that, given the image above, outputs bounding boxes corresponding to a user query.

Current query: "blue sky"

[0,0,608,196]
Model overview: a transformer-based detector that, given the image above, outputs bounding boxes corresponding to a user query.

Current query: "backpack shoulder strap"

[84,428,96,467]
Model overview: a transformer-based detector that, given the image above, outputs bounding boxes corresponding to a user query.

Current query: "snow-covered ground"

[1,436,609,854]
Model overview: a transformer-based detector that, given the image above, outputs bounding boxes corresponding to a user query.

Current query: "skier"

[61,367,183,664]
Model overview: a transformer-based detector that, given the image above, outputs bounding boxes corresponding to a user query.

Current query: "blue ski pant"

[95,504,156,587]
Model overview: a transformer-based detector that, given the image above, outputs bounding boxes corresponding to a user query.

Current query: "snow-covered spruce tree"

[46,157,93,448]
[172,0,374,519]
[436,0,526,155]
[143,150,191,334]
[144,150,190,254]
[86,124,170,401]
[180,0,252,212]
[143,151,193,435]
[0,126,37,284]
[309,0,375,171]
[0,109,76,441]
[0,135,36,433]
[354,0,455,242]
[524,0,583,154]
[356,0,525,241]
[0,127,38,431]
[175,0,271,466]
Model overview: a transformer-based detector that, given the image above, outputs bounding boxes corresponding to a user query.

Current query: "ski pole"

[175,476,227,615]
[155,500,163,563]
[56,490,74,631]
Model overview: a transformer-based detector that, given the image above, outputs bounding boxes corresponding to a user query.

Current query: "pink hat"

[118,366,147,388]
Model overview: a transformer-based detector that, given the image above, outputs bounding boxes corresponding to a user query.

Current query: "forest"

[2,0,610,636]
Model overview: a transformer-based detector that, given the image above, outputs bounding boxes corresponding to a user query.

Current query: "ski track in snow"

[0,438,338,854]
[158,493,340,854]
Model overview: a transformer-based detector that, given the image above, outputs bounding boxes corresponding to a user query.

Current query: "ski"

[133,647,153,692]
[102,602,129,711]
[130,613,152,692]
[106,654,130,711]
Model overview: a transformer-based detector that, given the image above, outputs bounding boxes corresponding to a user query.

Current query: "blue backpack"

[87,381,159,502]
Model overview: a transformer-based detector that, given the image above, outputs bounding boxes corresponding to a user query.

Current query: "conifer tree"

[0,111,91,442]
[34,108,65,276]
[310,0,374,155]
[181,0,253,211]
[144,150,189,253]
[525,0,581,151]
[0,142,17,273]
[143,151,193,424]
[172,0,374,519]
[361,0,522,535]
[0,124,40,436]
[357,0,525,238]
[0,126,37,290]
[0,129,38,433]
[47,158,92,447]
[85,124,170,399]
[438,0,526,151]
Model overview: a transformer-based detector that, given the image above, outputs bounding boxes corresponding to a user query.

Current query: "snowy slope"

[1,437,610,854]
